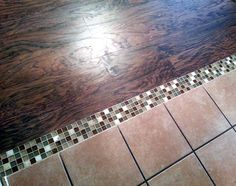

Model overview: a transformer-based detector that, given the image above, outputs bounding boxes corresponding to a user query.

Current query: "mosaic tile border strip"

[1,54,236,179]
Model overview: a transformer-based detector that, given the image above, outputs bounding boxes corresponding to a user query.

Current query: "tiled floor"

[196,130,236,186]
[1,54,235,179]
[1,0,236,153]
[6,155,70,186]
[2,69,236,186]
[165,87,230,149]
[60,127,143,186]
[119,104,191,178]
[204,71,236,125]
[148,154,212,186]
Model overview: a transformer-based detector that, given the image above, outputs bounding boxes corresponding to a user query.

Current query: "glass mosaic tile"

[0,53,236,180]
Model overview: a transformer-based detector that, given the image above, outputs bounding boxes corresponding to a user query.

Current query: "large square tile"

[119,104,191,178]
[165,87,230,149]
[204,70,236,124]
[7,154,70,186]
[60,127,143,186]
[148,154,212,186]
[196,129,236,186]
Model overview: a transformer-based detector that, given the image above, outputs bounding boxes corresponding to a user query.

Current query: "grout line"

[203,86,236,132]
[164,104,216,186]
[134,125,236,183]
[0,54,235,178]
[194,126,235,151]
[144,152,193,182]
[117,126,150,186]
[137,180,147,186]
[58,154,74,186]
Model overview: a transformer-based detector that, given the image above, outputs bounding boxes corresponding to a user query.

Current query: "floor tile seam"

[163,110,236,185]
[58,153,74,186]
[133,108,236,183]
[163,104,216,185]
[6,125,234,185]
[117,126,149,186]
[1,54,235,178]
[137,180,147,186]
[144,151,193,183]
[1,125,119,180]
[202,86,236,132]
[1,153,75,186]
[142,126,236,183]
[194,127,235,152]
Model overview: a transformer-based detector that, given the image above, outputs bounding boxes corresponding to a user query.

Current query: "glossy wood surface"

[1,0,236,151]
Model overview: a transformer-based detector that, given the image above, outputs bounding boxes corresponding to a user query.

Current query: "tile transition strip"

[0,53,236,180]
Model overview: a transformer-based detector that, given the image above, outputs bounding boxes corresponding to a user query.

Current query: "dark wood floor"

[0,0,236,152]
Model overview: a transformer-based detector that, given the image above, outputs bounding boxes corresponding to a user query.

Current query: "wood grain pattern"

[1,0,236,152]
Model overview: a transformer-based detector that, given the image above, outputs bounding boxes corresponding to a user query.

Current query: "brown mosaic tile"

[0,54,235,179]
[119,104,191,178]
[148,154,213,186]
[196,129,236,186]
[165,87,230,149]
[60,127,143,186]
[6,154,70,186]
[204,69,236,125]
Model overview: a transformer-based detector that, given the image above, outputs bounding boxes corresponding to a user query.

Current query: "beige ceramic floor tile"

[7,154,70,186]
[140,183,148,186]
[119,104,191,178]
[204,70,236,125]
[165,86,230,149]
[197,129,236,186]
[60,127,143,186]
[148,154,213,186]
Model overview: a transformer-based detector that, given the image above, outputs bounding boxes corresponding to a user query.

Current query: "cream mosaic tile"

[0,53,235,179]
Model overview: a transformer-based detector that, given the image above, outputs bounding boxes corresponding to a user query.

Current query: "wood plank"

[0,0,236,151]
